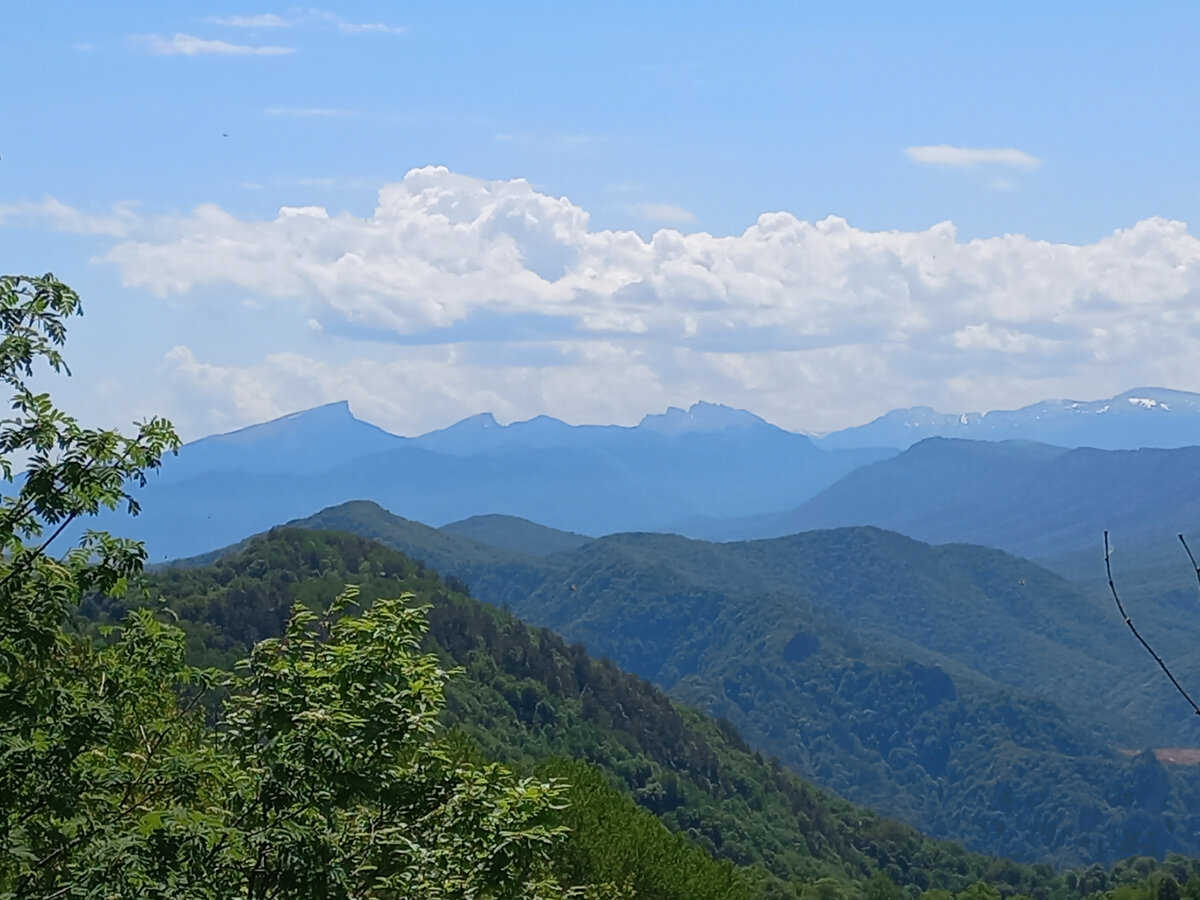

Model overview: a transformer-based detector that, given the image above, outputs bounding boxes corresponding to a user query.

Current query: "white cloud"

[906,144,1042,170]
[14,166,1200,433]
[91,167,1200,349]
[210,14,289,27]
[0,197,140,237]
[334,20,404,35]
[209,11,403,34]
[640,203,697,224]
[140,33,295,55]
[306,10,404,35]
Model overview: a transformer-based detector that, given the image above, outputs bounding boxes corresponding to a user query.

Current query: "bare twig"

[1105,531,1200,717]
[1179,534,1200,593]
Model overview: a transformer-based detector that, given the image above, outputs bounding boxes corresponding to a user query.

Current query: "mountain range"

[818,387,1200,451]
[68,385,1200,873]
[688,437,1200,556]
[76,400,892,560]
[68,387,1200,564]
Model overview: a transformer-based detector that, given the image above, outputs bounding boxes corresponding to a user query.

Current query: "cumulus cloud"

[11,166,1200,433]
[906,144,1042,169]
[90,166,1200,349]
[140,33,295,55]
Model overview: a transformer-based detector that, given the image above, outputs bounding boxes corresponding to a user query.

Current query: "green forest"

[76,524,1200,900]
[289,501,1200,866]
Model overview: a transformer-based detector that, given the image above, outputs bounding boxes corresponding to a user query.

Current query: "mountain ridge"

[817,387,1200,450]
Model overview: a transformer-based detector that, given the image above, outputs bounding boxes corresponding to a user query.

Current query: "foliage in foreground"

[0,274,620,899]
[6,587,594,898]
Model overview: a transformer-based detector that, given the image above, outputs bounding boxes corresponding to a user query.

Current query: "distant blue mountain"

[65,388,1200,563]
[689,436,1200,566]
[819,387,1200,450]
[76,400,894,560]
[408,401,777,455]
[155,401,405,482]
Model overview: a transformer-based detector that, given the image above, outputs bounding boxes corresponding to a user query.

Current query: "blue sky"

[5,2,1200,438]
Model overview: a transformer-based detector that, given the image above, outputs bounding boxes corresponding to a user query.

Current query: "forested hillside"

[93,526,1200,899]
[278,502,1200,866]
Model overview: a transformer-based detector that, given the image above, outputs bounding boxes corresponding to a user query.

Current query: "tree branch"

[1179,533,1200,594]
[1105,531,1200,717]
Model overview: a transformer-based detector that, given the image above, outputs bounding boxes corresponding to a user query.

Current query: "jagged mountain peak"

[206,400,362,443]
[638,401,772,434]
[164,401,404,481]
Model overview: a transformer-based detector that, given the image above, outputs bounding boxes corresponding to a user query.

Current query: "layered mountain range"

[68,387,1200,566]
[71,387,1200,870]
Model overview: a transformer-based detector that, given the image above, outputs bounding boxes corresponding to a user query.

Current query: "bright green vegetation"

[13,590,607,898]
[283,502,1200,866]
[0,276,564,899]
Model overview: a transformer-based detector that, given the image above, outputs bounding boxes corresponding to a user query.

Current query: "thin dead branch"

[1105,530,1200,717]
[1179,534,1200,593]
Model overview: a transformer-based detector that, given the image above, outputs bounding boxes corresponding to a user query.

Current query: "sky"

[4,1,1200,440]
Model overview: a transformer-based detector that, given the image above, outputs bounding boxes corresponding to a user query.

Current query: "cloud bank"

[9,166,1200,435]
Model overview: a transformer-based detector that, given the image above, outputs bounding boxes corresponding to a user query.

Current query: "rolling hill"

[689,438,1200,565]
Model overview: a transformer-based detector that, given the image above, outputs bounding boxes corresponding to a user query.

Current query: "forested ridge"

[280,501,1200,866]
[85,525,1200,900]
